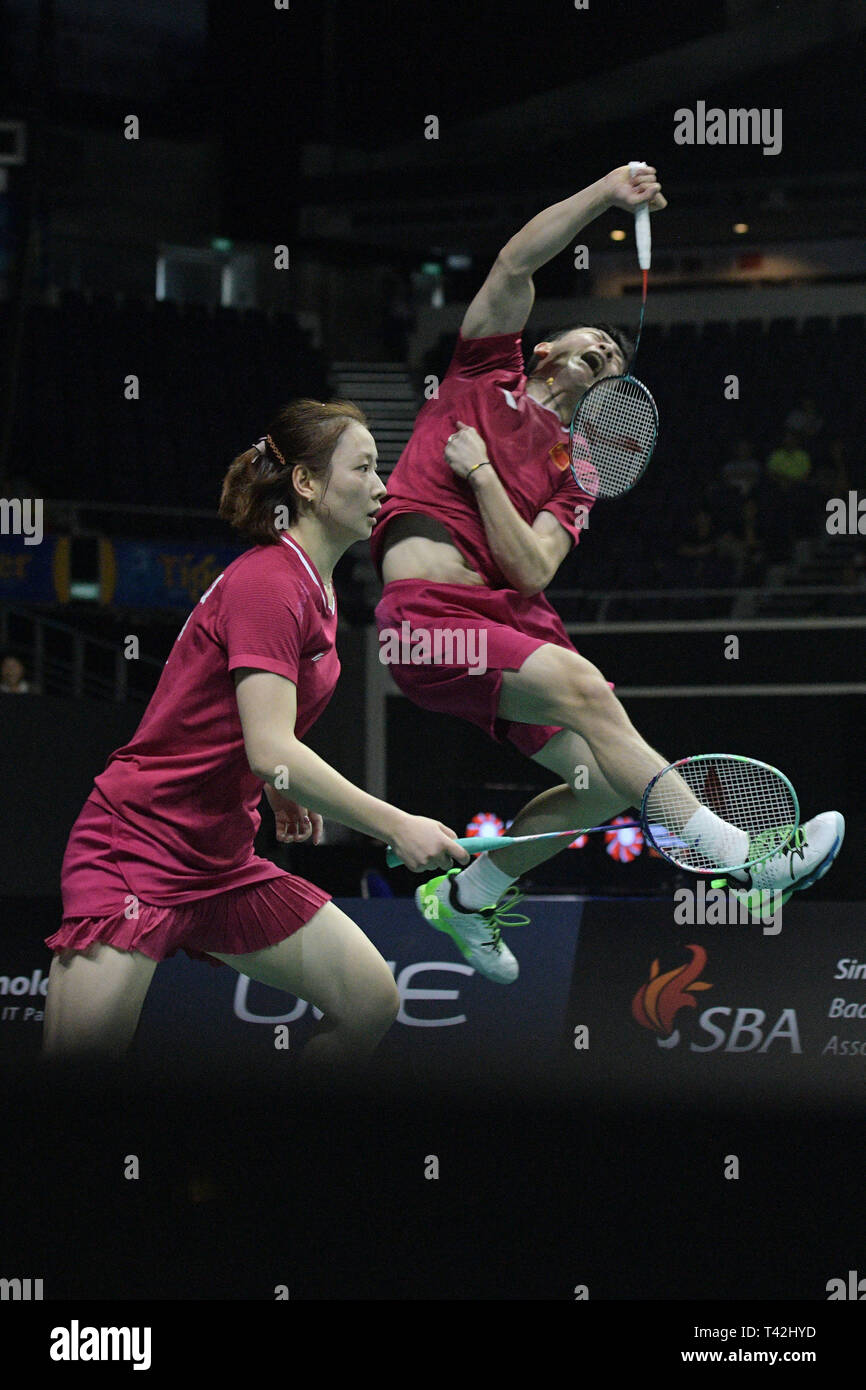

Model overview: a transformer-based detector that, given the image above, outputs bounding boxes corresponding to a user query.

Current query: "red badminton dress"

[369,331,608,755]
[46,535,338,966]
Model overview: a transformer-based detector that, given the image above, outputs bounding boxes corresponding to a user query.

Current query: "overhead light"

[733,222,749,235]
[610,228,627,242]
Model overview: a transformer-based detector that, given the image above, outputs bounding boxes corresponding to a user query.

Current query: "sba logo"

[632,946,801,1051]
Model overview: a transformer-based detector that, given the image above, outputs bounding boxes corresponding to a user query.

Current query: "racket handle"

[384,823,634,867]
[386,834,510,867]
[628,160,652,270]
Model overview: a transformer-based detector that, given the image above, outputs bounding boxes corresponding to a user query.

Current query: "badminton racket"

[568,159,658,500]
[385,754,799,873]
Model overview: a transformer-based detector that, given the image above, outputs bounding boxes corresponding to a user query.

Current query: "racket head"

[569,372,658,500]
[640,754,800,873]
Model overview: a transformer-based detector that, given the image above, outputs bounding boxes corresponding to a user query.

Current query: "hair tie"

[265,433,286,467]
[251,437,268,458]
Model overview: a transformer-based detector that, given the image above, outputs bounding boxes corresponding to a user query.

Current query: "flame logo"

[631,945,712,1037]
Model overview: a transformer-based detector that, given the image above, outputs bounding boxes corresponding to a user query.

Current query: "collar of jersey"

[515,381,569,430]
[279,533,335,613]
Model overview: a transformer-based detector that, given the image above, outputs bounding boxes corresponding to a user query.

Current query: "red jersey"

[369,330,595,585]
[89,533,339,904]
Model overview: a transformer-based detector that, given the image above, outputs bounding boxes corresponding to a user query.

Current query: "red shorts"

[374,578,612,757]
[46,795,331,967]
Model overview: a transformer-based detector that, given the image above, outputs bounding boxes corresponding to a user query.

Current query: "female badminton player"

[370,162,844,984]
[43,401,470,1065]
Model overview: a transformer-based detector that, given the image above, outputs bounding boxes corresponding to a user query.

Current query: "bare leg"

[498,645,703,833]
[210,900,400,1078]
[42,945,157,1059]
[484,729,628,878]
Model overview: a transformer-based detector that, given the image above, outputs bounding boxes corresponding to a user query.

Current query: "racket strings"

[571,376,657,498]
[645,757,798,872]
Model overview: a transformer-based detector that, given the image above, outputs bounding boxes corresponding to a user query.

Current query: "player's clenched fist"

[386,813,471,872]
[444,420,492,481]
[604,164,667,213]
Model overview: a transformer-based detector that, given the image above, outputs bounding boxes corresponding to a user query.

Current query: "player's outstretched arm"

[461,165,665,340]
[234,668,469,872]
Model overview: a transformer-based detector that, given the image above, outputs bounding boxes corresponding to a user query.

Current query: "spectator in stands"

[720,438,761,499]
[766,430,811,488]
[674,508,728,586]
[1,652,39,694]
[785,397,823,444]
[717,497,766,585]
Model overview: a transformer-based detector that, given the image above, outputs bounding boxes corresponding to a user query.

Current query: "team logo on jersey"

[549,442,570,471]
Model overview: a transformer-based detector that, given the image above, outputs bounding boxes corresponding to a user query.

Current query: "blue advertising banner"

[1,897,582,1082]
[0,532,66,602]
[104,539,244,610]
[135,896,583,1084]
[7,894,865,1103]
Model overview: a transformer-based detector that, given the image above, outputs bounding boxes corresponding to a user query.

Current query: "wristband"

[467,460,491,477]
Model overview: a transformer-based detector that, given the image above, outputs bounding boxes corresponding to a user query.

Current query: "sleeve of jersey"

[221,562,306,684]
[540,474,597,549]
[445,330,525,381]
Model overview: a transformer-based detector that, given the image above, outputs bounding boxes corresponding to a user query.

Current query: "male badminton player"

[370,163,844,984]
[43,401,470,1064]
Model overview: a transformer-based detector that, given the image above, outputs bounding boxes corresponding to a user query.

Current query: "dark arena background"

[1,0,865,1351]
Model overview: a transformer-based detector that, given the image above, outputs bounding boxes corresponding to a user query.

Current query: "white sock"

[682,807,748,867]
[454,853,517,910]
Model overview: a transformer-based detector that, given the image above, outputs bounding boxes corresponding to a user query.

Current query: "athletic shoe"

[414,869,527,985]
[708,878,795,920]
[713,811,844,914]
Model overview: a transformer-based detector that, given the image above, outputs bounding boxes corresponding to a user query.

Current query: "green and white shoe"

[712,811,844,916]
[414,869,527,985]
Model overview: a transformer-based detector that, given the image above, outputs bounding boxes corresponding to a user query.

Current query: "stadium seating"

[6,302,862,603]
[8,294,327,510]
